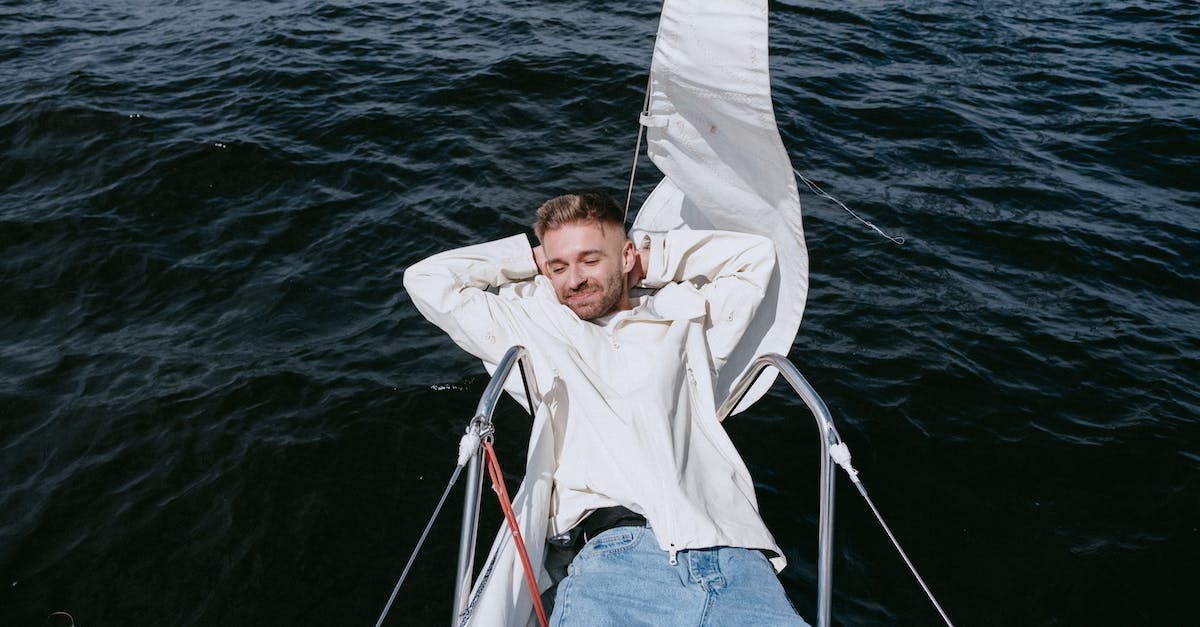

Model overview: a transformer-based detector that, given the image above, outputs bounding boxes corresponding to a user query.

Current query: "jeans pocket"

[577,525,645,560]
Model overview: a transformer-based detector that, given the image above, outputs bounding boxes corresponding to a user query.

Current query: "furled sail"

[461,1,805,624]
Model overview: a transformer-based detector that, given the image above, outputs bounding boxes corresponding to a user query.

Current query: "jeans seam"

[549,572,572,627]
[698,585,716,626]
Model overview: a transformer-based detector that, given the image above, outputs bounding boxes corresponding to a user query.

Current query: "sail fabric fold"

[633,0,808,412]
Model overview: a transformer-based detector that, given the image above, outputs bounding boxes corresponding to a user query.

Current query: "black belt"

[570,507,777,563]
[576,506,647,546]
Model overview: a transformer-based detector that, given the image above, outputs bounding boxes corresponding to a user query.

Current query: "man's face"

[540,220,635,320]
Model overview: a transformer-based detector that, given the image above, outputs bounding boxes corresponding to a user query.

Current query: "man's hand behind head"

[627,244,649,291]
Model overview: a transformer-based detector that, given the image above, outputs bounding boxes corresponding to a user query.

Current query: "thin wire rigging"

[797,171,905,245]
[623,74,654,226]
[840,471,953,626]
[374,464,465,627]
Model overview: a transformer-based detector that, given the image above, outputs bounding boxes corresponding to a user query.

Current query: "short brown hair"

[534,191,624,240]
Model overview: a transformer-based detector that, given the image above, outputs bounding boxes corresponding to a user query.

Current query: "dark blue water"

[2,1,1197,625]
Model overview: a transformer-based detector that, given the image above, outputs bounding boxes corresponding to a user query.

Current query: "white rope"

[374,459,468,627]
[828,442,858,483]
[458,431,481,467]
[796,171,905,245]
[831,444,954,627]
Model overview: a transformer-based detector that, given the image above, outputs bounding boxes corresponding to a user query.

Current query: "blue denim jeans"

[549,524,810,626]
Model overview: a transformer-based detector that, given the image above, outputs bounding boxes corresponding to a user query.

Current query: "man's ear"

[621,239,637,273]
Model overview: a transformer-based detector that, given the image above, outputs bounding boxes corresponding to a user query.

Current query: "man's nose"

[568,266,587,289]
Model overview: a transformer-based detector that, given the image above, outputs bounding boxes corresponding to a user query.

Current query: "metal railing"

[451,348,842,627]
[716,353,845,627]
[452,346,541,625]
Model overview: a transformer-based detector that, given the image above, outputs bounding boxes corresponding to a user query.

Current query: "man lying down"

[404,191,809,626]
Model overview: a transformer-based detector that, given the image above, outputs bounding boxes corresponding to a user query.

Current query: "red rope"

[483,441,549,627]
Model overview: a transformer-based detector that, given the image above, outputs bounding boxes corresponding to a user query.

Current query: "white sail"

[633,0,808,412]
[462,1,806,624]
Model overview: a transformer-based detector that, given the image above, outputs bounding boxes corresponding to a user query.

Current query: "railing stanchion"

[716,354,843,627]
[450,346,541,627]
[452,443,484,625]
[817,425,835,627]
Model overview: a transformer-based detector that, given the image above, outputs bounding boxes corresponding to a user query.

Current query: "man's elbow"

[743,234,777,279]
[752,234,776,262]
[402,262,445,315]
[723,236,772,297]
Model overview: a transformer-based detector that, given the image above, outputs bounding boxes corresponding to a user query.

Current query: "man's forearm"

[635,230,775,291]
[403,234,539,363]
[404,234,539,313]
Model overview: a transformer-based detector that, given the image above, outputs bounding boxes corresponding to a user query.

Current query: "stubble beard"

[564,269,627,320]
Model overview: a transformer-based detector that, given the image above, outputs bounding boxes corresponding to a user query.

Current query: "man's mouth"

[567,287,597,301]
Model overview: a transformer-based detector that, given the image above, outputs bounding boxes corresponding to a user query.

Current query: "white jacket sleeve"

[403,233,540,366]
[640,230,776,368]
